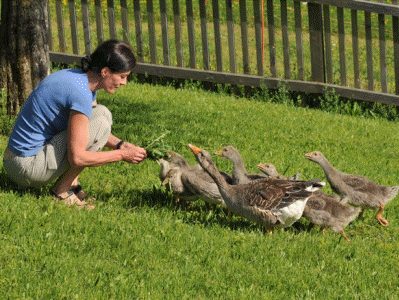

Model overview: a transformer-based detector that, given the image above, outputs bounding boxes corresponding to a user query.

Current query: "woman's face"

[100,67,131,94]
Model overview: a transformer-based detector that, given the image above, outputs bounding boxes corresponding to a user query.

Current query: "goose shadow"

[108,184,305,233]
[95,182,259,230]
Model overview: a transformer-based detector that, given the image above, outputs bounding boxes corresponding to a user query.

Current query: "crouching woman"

[3,39,147,209]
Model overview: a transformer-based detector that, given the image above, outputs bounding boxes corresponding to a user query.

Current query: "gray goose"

[158,158,173,183]
[305,151,399,226]
[301,191,361,241]
[189,144,326,229]
[163,151,231,207]
[165,151,233,183]
[256,162,358,240]
[158,159,198,203]
[214,145,267,185]
[257,163,301,180]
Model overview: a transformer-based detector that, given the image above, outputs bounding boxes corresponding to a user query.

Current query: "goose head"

[305,151,326,163]
[257,163,278,176]
[188,144,213,170]
[214,145,241,161]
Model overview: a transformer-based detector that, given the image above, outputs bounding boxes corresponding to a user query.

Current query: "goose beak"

[188,144,202,155]
[214,149,222,156]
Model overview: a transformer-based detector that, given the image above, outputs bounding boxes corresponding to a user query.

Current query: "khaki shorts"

[3,104,112,187]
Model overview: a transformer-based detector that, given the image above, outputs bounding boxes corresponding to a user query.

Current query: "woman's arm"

[68,111,146,167]
[105,133,146,151]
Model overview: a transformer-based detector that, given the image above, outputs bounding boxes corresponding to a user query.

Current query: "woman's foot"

[51,189,95,210]
[72,185,97,202]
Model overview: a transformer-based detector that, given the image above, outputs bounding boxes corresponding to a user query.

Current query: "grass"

[1,80,399,298]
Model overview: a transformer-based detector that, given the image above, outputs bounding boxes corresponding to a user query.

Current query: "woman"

[3,39,147,209]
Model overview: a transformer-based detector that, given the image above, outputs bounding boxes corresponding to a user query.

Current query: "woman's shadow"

[0,168,45,199]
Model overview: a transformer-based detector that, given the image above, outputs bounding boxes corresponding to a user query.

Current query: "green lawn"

[1,80,399,298]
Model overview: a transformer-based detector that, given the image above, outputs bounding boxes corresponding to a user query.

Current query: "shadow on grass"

[95,183,260,231]
[1,166,317,235]
[96,185,177,208]
[99,184,315,234]
[0,168,47,199]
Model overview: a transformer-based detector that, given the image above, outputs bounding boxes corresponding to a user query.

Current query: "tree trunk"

[0,0,50,116]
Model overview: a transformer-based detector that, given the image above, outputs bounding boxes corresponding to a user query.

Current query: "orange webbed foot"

[376,215,389,226]
[376,204,388,226]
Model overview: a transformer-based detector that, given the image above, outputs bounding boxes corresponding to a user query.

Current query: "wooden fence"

[48,0,399,106]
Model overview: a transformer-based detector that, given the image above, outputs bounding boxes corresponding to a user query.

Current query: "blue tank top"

[8,69,97,157]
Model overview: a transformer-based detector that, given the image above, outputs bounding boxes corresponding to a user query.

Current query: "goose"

[257,163,301,181]
[158,158,173,183]
[214,145,268,185]
[305,151,399,226]
[302,191,361,241]
[189,144,326,229]
[158,158,199,203]
[165,151,233,184]
[257,161,359,240]
[163,151,230,207]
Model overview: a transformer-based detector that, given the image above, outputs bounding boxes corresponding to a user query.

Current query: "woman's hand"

[119,141,147,163]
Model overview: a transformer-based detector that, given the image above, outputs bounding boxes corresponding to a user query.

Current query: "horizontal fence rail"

[47,0,399,106]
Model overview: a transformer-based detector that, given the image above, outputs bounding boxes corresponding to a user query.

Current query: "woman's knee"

[87,115,111,152]
[91,104,113,126]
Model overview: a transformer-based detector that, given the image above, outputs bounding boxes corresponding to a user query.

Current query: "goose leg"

[175,196,187,210]
[264,227,274,235]
[375,203,388,226]
[227,209,233,221]
[340,229,351,241]
[358,208,364,219]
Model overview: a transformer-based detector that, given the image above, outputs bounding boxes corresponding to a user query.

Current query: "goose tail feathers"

[305,181,326,192]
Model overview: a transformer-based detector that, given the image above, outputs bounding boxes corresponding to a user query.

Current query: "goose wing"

[244,179,293,210]
[247,173,269,181]
[245,179,321,211]
[274,182,316,209]
[306,195,326,211]
[342,174,380,193]
[181,169,221,199]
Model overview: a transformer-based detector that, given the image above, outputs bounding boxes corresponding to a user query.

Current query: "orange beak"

[188,144,202,155]
[214,149,222,156]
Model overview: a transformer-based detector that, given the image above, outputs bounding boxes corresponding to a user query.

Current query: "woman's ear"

[101,67,111,78]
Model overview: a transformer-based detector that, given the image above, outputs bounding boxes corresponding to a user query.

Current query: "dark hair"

[81,39,136,74]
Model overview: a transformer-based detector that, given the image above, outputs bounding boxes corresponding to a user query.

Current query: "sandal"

[72,185,97,203]
[51,189,95,210]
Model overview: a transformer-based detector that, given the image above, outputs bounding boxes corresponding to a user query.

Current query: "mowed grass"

[1,81,399,298]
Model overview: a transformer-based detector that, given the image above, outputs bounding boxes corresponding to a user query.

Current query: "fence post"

[308,3,325,83]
